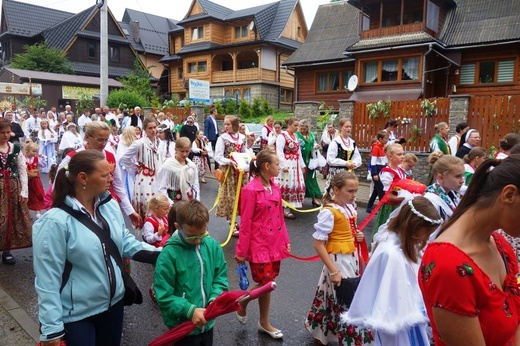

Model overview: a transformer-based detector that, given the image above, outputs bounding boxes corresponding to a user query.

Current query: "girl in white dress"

[116,126,138,201]
[37,119,57,173]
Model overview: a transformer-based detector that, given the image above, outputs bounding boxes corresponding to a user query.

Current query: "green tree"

[11,42,74,74]
[107,89,148,110]
[118,59,158,106]
[250,97,262,117]
[238,99,251,119]
[225,99,237,114]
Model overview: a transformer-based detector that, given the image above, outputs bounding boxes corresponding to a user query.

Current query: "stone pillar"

[191,105,205,126]
[294,101,320,128]
[339,99,355,121]
[448,94,471,134]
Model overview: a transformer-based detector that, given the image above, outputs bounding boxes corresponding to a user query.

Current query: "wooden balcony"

[361,22,424,39]
[211,68,277,83]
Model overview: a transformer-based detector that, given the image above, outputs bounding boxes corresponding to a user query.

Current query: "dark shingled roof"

[179,0,233,23]
[440,0,520,47]
[347,32,435,52]
[121,8,179,55]
[159,54,182,63]
[1,0,73,37]
[178,41,222,54]
[43,5,97,51]
[284,2,359,66]
[71,62,134,78]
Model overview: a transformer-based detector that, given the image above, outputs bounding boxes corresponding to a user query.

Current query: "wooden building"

[284,0,520,108]
[160,0,308,110]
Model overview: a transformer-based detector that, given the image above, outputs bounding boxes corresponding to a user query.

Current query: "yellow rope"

[220,169,244,247]
[208,166,231,213]
[282,200,322,213]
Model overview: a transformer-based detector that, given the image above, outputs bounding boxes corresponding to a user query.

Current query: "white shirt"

[77,114,92,138]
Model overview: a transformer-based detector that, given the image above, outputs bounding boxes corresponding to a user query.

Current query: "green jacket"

[154,231,228,332]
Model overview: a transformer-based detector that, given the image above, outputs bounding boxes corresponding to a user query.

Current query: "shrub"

[225,99,237,114]
[107,89,148,110]
[250,97,262,117]
[238,99,251,119]
[261,98,273,116]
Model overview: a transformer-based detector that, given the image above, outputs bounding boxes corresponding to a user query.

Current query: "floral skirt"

[304,252,373,345]
[132,173,156,220]
[193,155,210,177]
[0,177,32,251]
[276,160,305,208]
[216,167,246,218]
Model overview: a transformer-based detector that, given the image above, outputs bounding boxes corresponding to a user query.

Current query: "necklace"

[340,135,351,148]
[229,132,239,141]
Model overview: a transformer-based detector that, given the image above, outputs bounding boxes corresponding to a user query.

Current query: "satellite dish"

[347,75,358,92]
[248,20,255,31]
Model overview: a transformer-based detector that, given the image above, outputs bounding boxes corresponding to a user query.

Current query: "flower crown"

[408,199,443,225]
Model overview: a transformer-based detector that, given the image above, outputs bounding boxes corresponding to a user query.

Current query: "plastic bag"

[205,141,214,158]
[236,263,249,290]
[309,149,326,170]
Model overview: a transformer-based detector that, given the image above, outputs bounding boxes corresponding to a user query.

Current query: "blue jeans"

[64,299,124,346]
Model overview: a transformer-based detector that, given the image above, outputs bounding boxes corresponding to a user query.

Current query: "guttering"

[443,39,520,50]
[284,58,355,69]
[422,44,434,95]
[343,41,441,56]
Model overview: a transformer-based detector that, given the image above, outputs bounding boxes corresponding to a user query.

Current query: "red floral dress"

[420,232,520,346]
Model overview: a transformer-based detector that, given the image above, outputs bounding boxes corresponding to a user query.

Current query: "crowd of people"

[1,104,520,346]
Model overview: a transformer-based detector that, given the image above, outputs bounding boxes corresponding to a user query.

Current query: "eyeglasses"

[179,228,209,242]
[469,136,481,140]
[92,136,109,143]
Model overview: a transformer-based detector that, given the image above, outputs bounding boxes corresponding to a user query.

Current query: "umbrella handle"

[248,281,277,300]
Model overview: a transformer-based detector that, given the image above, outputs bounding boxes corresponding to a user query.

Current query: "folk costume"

[424,183,460,241]
[275,131,305,208]
[305,204,373,345]
[121,136,163,220]
[326,134,362,185]
[344,231,429,346]
[25,155,45,211]
[191,137,211,180]
[261,124,273,149]
[156,156,199,203]
[373,166,406,235]
[320,128,338,178]
[214,132,247,218]
[38,128,57,173]
[143,215,168,247]
[296,131,322,200]
[0,142,32,251]
[429,134,451,155]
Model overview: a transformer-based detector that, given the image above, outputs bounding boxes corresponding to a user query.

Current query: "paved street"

[0,174,375,346]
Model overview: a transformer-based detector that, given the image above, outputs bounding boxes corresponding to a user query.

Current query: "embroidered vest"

[325,207,356,255]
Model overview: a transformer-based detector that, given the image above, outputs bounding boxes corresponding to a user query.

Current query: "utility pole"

[99,0,108,106]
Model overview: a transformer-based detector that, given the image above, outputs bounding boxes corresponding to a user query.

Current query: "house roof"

[121,8,179,55]
[71,62,134,79]
[159,54,183,63]
[42,5,98,51]
[178,41,222,54]
[1,0,73,38]
[1,67,123,87]
[180,0,233,23]
[284,2,359,66]
[440,0,520,47]
[347,32,436,52]
[349,88,422,102]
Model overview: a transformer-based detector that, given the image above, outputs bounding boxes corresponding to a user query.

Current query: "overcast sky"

[6,0,331,28]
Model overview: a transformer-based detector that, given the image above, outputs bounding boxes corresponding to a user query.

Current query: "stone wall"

[294,101,320,128]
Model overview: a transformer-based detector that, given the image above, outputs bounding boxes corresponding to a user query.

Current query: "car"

[243,122,264,153]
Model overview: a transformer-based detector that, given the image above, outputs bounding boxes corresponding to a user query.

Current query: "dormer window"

[192,26,203,40]
[234,25,248,39]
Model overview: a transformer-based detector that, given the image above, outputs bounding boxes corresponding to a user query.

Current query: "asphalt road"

[0,174,374,346]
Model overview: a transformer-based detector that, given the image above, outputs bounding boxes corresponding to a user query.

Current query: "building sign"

[23,83,42,96]
[0,82,30,95]
[188,78,210,104]
[62,86,99,100]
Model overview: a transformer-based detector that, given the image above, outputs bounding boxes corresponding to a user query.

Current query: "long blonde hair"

[121,126,137,147]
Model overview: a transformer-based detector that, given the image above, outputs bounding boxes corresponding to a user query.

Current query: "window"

[280,88,293,104]
[187,61,207,74]
[178,67,183,79]
[317,71,353,92]
[109,46,119,62]
[192,26,203,40]
[244,88,251,103]
[88,42,96,59]
[234,26,248,39]
[460,59,515,85]
[362,57,420,84]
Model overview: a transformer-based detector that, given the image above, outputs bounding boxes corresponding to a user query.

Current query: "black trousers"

[366,178,384,210]
[210,138,219,170]
[175,328,214,346]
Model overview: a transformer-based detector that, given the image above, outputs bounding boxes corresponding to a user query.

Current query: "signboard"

[0,82,30,95]
[23,83,42,96]
[188,78,210,104]
[62,86,99,100]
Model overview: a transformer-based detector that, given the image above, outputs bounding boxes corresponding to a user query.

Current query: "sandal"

[2,252,15,265]
[284,212,296,219]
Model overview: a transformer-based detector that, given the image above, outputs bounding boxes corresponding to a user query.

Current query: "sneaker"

[232,224,240,237]
[2,252,15,265]
[365,207,372,214]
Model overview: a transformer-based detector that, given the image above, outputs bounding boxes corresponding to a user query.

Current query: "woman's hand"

[234,255,246,264]
[129,212,143,228]
[355,231,364,242]
[286,243,292,252]
[20,196,27,203]
[283,167,289,173]
[330,270,342,286]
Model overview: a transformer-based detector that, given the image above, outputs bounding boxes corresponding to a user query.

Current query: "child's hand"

[330,271,342,286]
[234,255,246,264]
[191,308,207,328]
[157,223,165,236]
[355,231,364,242]
[286,243,291,252]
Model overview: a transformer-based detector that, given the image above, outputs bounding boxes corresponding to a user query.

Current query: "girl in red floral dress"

[304,171,373,345]
[24,140,45,218]
[419,155,520,345]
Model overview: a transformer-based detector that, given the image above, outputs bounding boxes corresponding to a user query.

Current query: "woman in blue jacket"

[33,150,160,346]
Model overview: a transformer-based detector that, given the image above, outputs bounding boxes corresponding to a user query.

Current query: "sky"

[7,0,332,28]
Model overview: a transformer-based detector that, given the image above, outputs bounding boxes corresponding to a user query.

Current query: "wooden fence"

[352,98,450,152]
[467,95,520,150]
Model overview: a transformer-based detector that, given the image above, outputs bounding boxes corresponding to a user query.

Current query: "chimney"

[132,21,140,43]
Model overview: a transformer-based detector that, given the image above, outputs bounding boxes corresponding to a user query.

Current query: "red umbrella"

[149,282,277,346]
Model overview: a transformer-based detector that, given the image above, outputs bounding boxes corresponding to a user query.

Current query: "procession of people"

[2,103,520,346]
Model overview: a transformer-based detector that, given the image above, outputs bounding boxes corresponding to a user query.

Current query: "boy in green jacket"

[154,200,228,345]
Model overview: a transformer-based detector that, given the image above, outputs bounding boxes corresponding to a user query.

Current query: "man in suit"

[4,111,24,143]
[204,108,219,169]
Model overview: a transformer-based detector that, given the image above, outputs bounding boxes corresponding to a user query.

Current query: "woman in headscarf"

[455,129,481,159]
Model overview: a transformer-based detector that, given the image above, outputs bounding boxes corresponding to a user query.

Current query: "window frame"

[459,58,516,86]
[316,70,354,93]
[191,26,204,41]
[187,61,208,74]
[87,41,96,59]
[280,88,293,104]
[360,55,422,85]
[109,46,120,63]
[234,25,248,40]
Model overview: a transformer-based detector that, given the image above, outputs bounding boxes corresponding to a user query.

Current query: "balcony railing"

[211,68,277,83]
[361,22,424,39]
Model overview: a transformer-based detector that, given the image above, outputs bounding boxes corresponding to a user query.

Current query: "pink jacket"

[236,177,290,263]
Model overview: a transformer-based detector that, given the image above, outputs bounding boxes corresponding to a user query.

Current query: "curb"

[0,286,40,343]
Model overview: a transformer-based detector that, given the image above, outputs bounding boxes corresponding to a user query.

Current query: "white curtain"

[403,57,419,80]
[364,62,378,83]
[383,60,398,73]
[329,72,339,91]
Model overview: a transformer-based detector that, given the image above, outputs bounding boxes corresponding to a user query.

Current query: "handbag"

[57,204,143,306]
[334,276,361,307]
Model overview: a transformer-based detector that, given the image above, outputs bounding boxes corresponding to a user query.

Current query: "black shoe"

[312,201,321,207]
[2,252,15,265]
